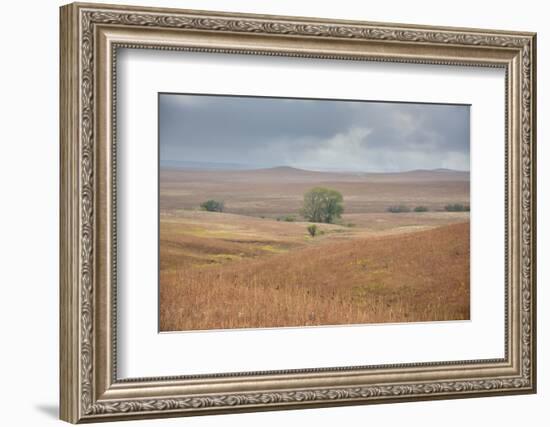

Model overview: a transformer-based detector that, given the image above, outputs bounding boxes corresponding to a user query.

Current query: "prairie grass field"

[159,167,470,331]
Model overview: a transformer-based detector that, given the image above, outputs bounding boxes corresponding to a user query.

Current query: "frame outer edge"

[60,3,81,424]
[60,2,537,422]
[529,33,537,393]
[68,1,536,37]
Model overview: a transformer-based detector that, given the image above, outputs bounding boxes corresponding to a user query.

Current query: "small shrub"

[444,203,470,212]
[387,205,411,213]
[414,206,429,212]
[307,224,318,237]
[200,200,224,212]
[283,215,295,222]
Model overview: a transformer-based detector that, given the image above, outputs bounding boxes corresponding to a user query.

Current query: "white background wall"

[0,0,545,426]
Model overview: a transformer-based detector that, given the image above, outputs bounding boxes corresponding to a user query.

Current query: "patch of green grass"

[192,253,244,268]
[328,228,348,234]
[260,245,288,254]
[210,254,243,262]
[182,226,244,239]
[277,215,297,222]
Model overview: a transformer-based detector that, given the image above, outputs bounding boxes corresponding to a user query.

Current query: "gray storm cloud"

[159,93,470,172]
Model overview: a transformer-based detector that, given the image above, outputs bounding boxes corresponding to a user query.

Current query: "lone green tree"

[301,187,344,224]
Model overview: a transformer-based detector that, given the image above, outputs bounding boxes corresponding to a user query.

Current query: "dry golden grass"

[160,219,470,331]
[159,167,470,331]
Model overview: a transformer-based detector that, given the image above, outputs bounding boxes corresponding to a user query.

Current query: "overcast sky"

[159,93,470,172]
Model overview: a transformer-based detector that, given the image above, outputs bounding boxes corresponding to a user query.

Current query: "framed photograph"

[60,2,537,423]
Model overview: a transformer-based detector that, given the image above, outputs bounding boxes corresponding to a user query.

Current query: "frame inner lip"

[110,42,511,383]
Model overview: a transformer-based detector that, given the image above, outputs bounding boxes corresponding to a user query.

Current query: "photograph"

[158,93,471,331]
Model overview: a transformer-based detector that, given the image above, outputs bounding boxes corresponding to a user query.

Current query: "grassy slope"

[160,213,470,331]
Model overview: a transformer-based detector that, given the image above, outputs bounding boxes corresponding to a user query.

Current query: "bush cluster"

[414,206,429,212]
[200,199,224,212]
[387,205,411,213]
[444,203,470,212]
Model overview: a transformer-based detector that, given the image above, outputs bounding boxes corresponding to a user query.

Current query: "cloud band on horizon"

[159,93,470,173]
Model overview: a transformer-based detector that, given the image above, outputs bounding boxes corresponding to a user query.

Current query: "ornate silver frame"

[60,2,536,423]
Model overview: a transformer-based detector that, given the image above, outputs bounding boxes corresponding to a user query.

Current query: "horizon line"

[159,161,470,174]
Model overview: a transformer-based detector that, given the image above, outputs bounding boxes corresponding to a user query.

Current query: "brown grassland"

[159,167,470,331]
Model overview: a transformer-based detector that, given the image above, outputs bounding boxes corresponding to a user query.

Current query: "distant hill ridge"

[212,165,469,180]
[245,166,334,175]
[161,160,468,175]
[160,162,469,184]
